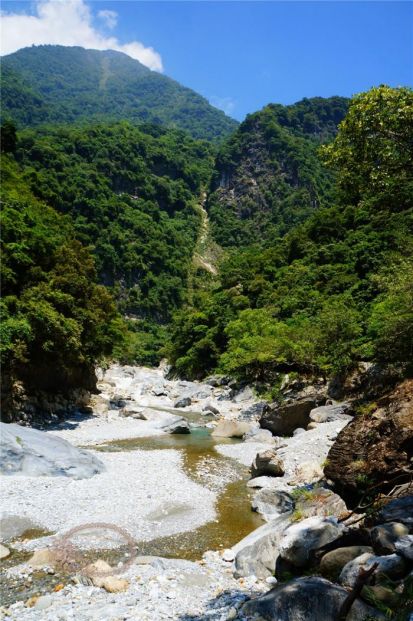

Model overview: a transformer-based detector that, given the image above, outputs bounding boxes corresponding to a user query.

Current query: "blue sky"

[1,1,412,120]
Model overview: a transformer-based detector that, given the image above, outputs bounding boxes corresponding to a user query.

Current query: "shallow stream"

[96,425,263,560]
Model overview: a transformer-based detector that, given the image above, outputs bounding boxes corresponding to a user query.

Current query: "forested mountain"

[10,122,215,361]
[1,155,121,401]
[207,97,348,246]
[168,87,413,382]
[1,74,412,414]
[0,45,238,142]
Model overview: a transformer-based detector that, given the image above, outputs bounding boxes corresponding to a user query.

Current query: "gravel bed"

[0,449,216,542]
[2,552,268,621]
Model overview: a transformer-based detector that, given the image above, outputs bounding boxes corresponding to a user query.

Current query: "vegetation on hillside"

[11,121,215,364]
[1,45,238,142]
[206,97,348,247]
[1,156,121,398]
[2,82,411,405]
[167,86,413,382]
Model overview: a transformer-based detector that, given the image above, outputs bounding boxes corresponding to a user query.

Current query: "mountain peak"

[1,45,238,142]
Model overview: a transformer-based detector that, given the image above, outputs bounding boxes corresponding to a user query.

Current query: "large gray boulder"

[0,423,104,479]
[240,401,268,419]
[174,396,191,408]
[260,398,318,436]
[241,576,385,621]
[309,403,351,423]
[244,427,276,444]
[252,488,294,519]
[339,552,407,588]
[251,449,284,478]
[279,516,346,568]
[204,375,229,387]
[233,514,292,578]
[165,420,190,434]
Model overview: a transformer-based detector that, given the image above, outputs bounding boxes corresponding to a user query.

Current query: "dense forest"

[2,121,215,369]
[1,154,121,399]
[1,45,238,142]
[168,86,413,386]
[1,43,412,414]
[207,97,348,246]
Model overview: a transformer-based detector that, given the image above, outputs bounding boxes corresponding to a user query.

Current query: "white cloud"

[98,10,117,30]
[209,96,236,117]
[0,0,163,71]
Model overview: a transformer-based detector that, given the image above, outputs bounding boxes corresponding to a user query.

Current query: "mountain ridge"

[0,45,238,142]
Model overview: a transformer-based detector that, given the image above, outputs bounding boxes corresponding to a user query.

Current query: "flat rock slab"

[0,423,104,479]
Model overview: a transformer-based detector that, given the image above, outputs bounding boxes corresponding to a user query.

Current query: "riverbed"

[0,364,268,610]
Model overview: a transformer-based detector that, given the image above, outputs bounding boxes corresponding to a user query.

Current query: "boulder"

[0,423,104,479]
[90,395,110,416]
[110,395,127,408]
[324,381,413,505]
[251,449,284,478]
[240,401,268,419]
[244,427,277,446]
[165,420,190,434]
[395,535,413,561]
[376,496,413,527]
[289,461,324,486]
[174,397,191,408]
[233,514,292,578]
[260,398,319,436]
[92,575,129,592]
[151,383,167,397]
[84,559,112,576]
[241,576,385,621]
[0,544,10,559]
[279,516,346,568]
[293,427,306,436]
[320,546,374,580]
[202,404,220,416]
[119,403,145,418]
[233,387,255,403]
[370,522,409,554]
[244,427,276,445]
[29,548,58,568]
[211,421,251,438]
[293,487,348,520]
[309,403,352,423]
[204,375,229,387]
[252,488,294,519]
[339,552,407,588]
[32,595,53,611]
